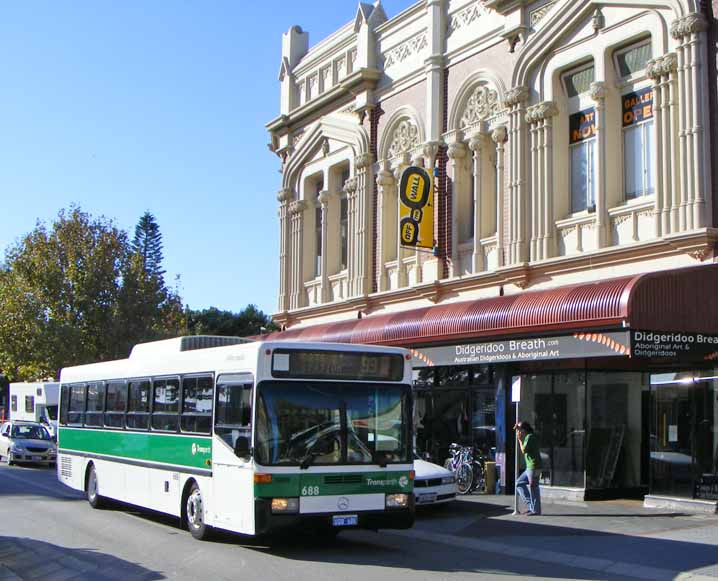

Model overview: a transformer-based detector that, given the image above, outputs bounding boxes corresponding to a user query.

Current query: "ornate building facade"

[268,1,718,509]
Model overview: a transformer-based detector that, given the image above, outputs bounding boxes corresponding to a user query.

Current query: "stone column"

[343,176,358,297]
[276,187,293,313]
[526,101,558,262]
[492,126,508,268]
[288,199,306,310]
[468,132,484,273]
[671,13,709,230]
[648,53,679,237]
[318,190,331,303]
[504,86,529,265]
[447,139,467,276]
[376,163,396,291]
[351,152,374,297]
[591,81,608,250]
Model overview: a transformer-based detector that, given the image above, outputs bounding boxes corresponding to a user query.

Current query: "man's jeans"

[516,469,541,514]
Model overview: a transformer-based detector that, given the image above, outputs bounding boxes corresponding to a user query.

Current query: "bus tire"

[185,482,211,540]
[86,464,106,509]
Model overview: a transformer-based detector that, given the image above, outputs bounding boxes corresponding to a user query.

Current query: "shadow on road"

[0,536,166,580]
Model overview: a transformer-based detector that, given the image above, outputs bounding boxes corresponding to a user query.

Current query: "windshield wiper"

[300,451,320,470]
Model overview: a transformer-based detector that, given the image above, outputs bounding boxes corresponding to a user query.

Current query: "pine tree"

[132,211,165,281]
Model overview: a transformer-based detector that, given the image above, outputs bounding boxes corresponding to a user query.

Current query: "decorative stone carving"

[590,82,608,102]
[525,101,558,124]
[671,13,707,39]
[277,188,294,203]
[447,140,467,159]
[383,31,428,69]
[387,119,420,158]
[318,190,331,206]
[460,85,500,129]
[648,53,678,80]
[291,130,305,148]
[504,86,529,108]
[422,142,441,163]
[355,152,374,169]
[529,1,557,28]
[376,169,395,187]
[447,1,487,36]
[343,177,358,194]
[689,248,711,262]
[288,199,306,215]
[491,125,508,144]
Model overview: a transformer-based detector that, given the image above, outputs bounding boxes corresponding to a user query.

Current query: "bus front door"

[212,376,254,534]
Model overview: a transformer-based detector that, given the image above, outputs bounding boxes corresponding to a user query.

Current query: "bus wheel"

[86,465,105,509]
[186,483,210,540]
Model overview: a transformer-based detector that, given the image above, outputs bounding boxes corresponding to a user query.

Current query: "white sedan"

[413,458,457,506]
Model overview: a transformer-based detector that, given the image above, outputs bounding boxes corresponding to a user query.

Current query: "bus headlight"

[271,498,299,514]
[385,493,409,508]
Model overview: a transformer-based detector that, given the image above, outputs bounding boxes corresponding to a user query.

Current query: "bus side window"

[60,385,70,425]
[127,379,150,430]
[152,377,179,432]
[181,375,213,434]
[104,381,127,429]
[68,384,86,425]
[215,383,252,451]
[85,382,105,427]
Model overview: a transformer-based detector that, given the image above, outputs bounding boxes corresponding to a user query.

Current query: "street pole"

[510,376,520,516]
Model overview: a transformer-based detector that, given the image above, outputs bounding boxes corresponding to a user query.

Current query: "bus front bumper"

[254,497,415,536]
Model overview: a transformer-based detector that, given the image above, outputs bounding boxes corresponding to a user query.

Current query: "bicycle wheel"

[456,464,474,495]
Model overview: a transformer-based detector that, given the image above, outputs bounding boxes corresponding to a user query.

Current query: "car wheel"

[186,483,211,540]
[7,452,14,466]
[86,465,106,509]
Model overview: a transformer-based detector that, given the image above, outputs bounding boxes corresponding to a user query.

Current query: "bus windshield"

[255,381,411,467]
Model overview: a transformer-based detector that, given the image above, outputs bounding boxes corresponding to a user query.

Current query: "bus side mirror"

[234,436,251,461]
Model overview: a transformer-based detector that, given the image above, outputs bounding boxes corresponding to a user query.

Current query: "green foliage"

[0,207,184,381]
[186,304,277,338]
[132,211,165,280]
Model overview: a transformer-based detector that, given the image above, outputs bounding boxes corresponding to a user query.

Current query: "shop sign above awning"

[410,331,630,367]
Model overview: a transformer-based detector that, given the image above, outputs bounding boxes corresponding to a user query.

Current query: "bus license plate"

[332,514,358,527]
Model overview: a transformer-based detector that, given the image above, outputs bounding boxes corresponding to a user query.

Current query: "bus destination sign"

[271,349,404,382]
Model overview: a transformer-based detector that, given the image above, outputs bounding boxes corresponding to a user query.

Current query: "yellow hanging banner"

[399,166,434,249]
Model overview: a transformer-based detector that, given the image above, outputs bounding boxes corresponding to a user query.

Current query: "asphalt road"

[0,463,657,580]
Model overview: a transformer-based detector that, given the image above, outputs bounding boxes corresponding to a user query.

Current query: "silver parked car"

[0,420,57,466]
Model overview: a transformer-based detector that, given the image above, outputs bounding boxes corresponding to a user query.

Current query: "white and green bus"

[57,336,415,539]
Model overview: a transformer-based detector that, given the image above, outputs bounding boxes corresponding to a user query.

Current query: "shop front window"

[650,371,717,500]
[519,372,586,488]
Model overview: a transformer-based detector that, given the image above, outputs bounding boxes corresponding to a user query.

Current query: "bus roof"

[59,337,411,384]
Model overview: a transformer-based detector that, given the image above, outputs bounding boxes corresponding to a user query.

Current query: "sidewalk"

[395,494,718,580]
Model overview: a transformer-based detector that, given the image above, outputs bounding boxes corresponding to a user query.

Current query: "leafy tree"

[186,304,277,338]
[0,207,127,379]
[0,207,185,381]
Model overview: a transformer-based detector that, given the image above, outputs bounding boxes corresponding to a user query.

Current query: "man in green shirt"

[515,421,542,515]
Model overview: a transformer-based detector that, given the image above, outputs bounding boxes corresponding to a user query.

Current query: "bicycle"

[444,443,487,495]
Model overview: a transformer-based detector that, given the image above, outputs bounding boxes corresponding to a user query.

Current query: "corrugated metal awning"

[265,264,718,347]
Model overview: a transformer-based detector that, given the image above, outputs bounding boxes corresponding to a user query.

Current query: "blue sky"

[0,0,409,316]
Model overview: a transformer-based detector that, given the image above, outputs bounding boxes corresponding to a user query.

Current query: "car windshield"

[255,381,412,466]
[11,424,51,440]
